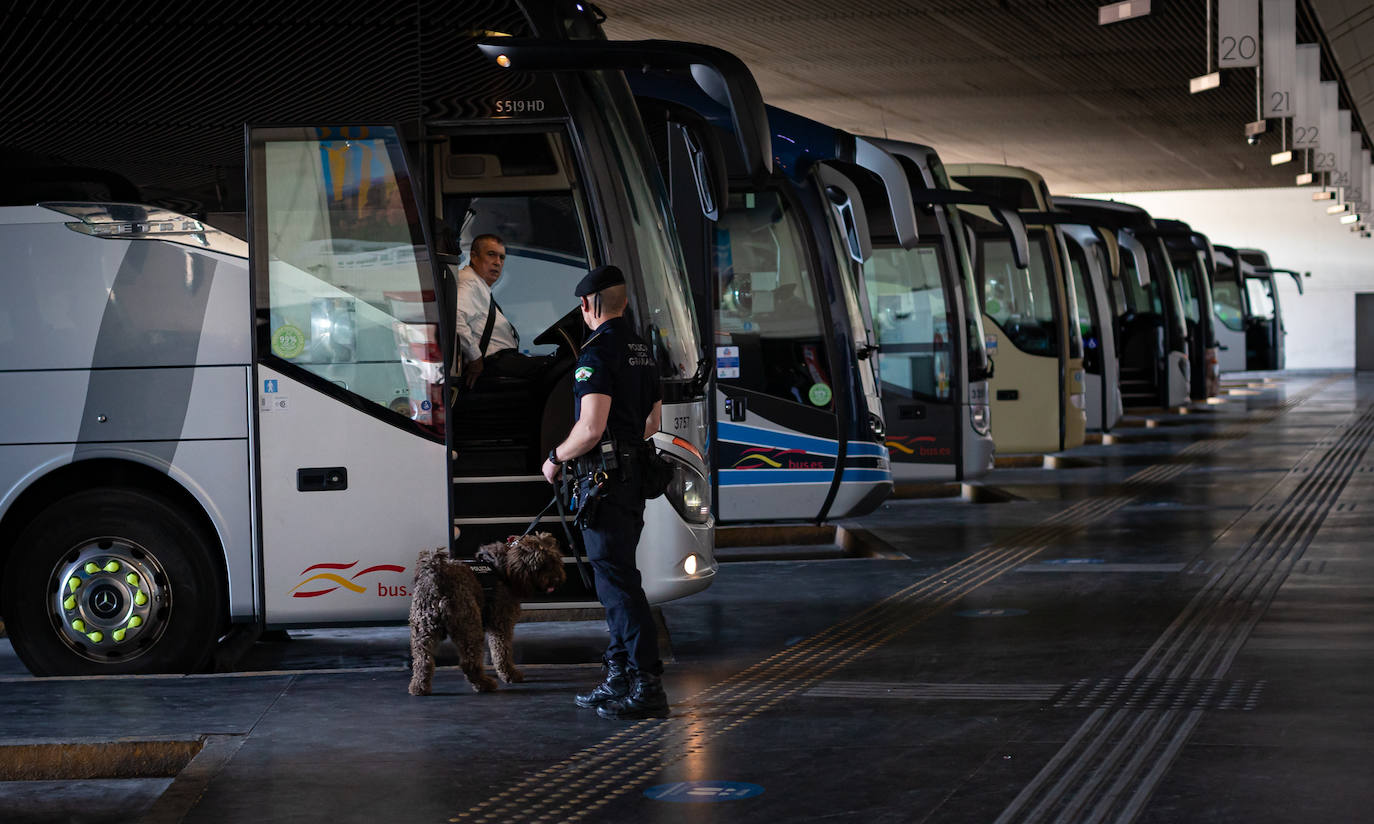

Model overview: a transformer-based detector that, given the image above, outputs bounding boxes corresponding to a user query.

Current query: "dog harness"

[462,558,502,624]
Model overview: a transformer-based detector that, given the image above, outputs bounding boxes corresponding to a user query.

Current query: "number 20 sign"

[1219,0,1260,69]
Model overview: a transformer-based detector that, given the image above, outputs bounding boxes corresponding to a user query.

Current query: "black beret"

[574,264,625,297]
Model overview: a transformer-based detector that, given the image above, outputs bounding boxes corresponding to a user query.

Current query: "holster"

[573,474,603,529]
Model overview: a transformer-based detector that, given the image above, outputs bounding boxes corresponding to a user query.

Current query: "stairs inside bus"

[1119,366,1158,409]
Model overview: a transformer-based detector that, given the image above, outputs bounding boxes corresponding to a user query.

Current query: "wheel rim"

[48,537,171,664]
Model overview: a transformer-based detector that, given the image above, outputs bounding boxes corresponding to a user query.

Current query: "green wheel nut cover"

[126,573,139,585]
[103,560,121,573]
[86,631,103,643]
[68,577,81,593]
[63,596,76,610]
[113,628,126,642]
[134,590,147,607]
[128,616,143,628]
[84,562,100,574]
[72,619,86,633]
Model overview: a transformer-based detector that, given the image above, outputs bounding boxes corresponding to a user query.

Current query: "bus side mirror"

[676,123,728,222]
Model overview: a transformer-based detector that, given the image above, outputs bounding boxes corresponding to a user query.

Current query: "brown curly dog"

[408,533,565,695]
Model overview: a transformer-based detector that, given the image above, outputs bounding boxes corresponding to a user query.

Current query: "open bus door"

[949,165,1087,455]
[250,125,448,623]
[1059,223,1123,432]
[1209,246,1249,373]
[859,138,1029,479]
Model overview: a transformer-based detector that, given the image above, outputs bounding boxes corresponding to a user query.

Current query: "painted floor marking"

[449,378,1336,824]
[995,395,1372,824]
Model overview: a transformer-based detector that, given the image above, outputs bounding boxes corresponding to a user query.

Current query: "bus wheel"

[1,488,224,676]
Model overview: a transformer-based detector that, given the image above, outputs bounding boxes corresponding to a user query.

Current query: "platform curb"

[892,482,961,499]
[0,737,203,781]
[994,453,1046,468]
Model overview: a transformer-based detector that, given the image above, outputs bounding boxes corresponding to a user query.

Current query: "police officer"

[541,264,668,720]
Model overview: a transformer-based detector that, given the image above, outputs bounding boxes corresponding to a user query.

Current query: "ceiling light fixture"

[1296,172,1314,185]
[1270,151,1293,165]
[1312,190,1334,200]
[1099,0,1151,24]
[1326,203,1349,214]
[1190,72,1221,93]
[1339,213,1359,224]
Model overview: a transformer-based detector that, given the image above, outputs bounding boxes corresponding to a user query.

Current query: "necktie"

[491,294,519,348]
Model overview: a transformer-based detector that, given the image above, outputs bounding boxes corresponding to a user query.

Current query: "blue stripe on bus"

[718,469,835,486]
[719,468,893,486]
[840,468,894,483]
[846,441,888,457]
[717,422,838,456]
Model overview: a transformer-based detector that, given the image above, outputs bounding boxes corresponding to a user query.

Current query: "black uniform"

[573,314,662,674]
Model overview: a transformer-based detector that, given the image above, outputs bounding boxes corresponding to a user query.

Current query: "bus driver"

[452,233,547,387]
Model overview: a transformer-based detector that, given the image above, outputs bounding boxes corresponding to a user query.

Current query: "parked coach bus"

[635,79,895,522]
[0,1,748,676]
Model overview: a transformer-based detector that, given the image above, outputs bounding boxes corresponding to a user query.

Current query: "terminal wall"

[1081,186,1372,371]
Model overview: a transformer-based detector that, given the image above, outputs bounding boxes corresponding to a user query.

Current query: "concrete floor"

[2,371,1371,823]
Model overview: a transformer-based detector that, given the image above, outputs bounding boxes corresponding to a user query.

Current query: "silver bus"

[0,1,755,675]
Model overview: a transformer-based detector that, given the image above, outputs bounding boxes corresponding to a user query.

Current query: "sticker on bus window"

[985,334,998,352]
[808,382,833,407]
[271,324,306,359]
[716,346,740,379]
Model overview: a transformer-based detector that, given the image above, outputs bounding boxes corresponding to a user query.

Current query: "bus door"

[814,160,895,518]
[712,185,845,521]
[433,126,601,534]
[1167,243,1211,399]
[1209,248,1248,372]
[1061,225,1119,431]
[249,126,447,625]
[1144,236,1191,407]
[1114,231,1169,407]
[1244,274,1279,370]
[971,221,1065,453]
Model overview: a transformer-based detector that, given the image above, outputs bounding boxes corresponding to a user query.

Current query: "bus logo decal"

[289,562,407,598]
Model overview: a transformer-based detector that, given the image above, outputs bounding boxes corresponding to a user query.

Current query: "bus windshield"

[1146,240,1189,343]
[826,209,882,407]
[976,230,1060,357]
[863,244,954,400]
[928,160,990,374]
[1119,244,1162,315]
[587,70,703,382]
[1171,253,1203,323]
[1246,277,1276,319]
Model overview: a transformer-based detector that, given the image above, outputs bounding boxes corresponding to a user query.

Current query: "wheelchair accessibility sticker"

[644,781,764,803]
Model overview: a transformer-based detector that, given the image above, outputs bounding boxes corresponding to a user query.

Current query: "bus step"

[451,441,535,475]
[451,478,555,518]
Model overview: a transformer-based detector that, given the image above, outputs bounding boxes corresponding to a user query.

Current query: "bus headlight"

[868,413,885,440]
[970,403,991,435]
[666,459,711,524]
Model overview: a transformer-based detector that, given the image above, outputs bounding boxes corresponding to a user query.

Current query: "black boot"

[596,671,670,720]
[575,657,631,708]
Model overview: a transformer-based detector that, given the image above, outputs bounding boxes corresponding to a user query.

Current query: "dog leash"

[520,477,595,591]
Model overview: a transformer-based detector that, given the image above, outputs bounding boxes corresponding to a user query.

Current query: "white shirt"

[453,264,519,364]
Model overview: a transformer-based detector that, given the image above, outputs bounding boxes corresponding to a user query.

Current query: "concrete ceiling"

[602,0,1374,194]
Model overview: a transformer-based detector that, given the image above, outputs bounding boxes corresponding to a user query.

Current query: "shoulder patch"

[575,366,594,382]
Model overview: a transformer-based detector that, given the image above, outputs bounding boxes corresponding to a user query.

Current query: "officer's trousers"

[579,484,660,675]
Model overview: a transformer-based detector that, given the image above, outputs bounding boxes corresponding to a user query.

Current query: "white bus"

[0,1,759,675]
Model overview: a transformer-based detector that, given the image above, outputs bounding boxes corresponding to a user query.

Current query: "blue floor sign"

[644,781,765,802]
